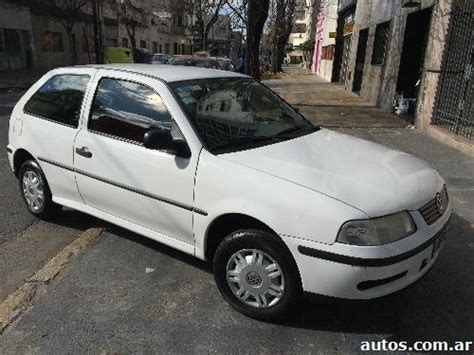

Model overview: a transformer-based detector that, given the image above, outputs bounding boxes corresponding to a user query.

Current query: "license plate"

[432,229,448,258]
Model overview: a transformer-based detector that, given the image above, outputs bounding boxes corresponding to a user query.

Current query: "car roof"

[67,64,247,83]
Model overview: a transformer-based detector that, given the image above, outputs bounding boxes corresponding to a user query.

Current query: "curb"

[0,227,103,333]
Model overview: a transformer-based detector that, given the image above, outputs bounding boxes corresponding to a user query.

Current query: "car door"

[20,68,95,205]
[73,70,200,249]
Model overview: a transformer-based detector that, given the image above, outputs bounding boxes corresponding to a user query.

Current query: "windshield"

[169,77,318,154]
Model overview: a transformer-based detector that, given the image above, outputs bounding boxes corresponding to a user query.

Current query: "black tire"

[19,160,61,220]
[213,229,301,320]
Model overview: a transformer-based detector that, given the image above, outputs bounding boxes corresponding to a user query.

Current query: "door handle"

[75,146,92,158]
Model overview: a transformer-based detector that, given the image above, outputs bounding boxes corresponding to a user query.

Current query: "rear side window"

[24,74,90,128]
[88,78,172,144]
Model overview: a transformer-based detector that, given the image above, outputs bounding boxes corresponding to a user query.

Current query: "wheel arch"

[13,148,36,177]
[204,213,278,262]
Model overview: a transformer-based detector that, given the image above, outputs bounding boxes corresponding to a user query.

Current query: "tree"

[117,0,149,56]
[52,0,91,64]
[298,38,315,68]
[271,0,285,74]
[224,0,247,30]
[185,0,226,52]
[9,0,89,64]
[245,0,270,79]
[272,0,296,73]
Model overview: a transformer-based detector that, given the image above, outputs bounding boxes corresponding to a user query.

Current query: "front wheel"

[213,229,301,320]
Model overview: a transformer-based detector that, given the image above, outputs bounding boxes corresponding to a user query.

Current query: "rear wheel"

[19,160,61,220]
[213,229,301,320]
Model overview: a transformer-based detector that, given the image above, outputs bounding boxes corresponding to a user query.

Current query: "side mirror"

[143,128,191,159]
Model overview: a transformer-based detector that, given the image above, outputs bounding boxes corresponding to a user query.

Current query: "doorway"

[395,7,433,107]
[352,28,369,93]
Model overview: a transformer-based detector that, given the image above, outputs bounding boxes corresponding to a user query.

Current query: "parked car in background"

[169,55,221,69]
[215,57,235,72]
[151,53,170,64]
[133,48,151,64]
[8,65,451,321]
[104,47,133,64]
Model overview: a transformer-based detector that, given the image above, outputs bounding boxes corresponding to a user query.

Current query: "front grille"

[419,186,449,225]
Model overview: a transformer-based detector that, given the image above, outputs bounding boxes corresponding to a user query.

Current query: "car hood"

[220,129,443,217]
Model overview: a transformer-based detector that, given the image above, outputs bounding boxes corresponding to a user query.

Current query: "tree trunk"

[272,0,285,74]
[278,0,296,72]
[66,28,76,65]
[277,41,285,72]
[245,0,270,80]
[271,27,278,74]
[126,25,137,55]
[197,19,205,51]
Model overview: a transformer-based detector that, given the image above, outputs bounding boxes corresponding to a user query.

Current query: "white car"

[7,64,451,320]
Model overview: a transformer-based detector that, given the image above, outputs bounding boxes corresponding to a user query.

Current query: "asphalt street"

[0,88,473,353]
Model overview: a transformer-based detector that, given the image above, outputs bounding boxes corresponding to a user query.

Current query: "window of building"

[152,41,158,53]
[89,78,172,144]
[24,74,90,128]
[140,40,147,49]
[371,21,390,65]
[321,45,335,60]
[105,38,118,47]
[165,43,169,54]
[0,29,5,51]
[3,28,21,52]
[173,42,178,54]
[159,44,162,53]
[41,32,63,52]
[122,37,129,48]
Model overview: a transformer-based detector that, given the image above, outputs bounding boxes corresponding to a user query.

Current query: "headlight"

[337,211,416,246]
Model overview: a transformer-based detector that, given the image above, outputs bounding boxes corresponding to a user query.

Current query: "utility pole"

[92,0,104,63]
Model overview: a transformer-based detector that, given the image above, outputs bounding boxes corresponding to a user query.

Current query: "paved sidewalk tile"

[264,68,409,129]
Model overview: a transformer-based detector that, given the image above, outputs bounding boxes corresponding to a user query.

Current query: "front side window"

[24,74,90,127]
[170,78,317,154]
[89,78,172,144]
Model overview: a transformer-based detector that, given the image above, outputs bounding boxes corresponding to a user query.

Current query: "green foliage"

[298,39,315,52]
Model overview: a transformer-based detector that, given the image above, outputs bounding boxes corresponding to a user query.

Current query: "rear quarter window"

[24,74,90,128]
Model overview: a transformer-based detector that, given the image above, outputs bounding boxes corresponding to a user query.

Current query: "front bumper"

[281,205,451,299]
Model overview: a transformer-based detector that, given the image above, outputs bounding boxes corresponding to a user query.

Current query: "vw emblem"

[435,193,445,214]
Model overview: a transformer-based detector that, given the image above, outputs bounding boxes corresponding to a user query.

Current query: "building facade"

[119,0,191,56]
[311,0,338,80]
[206,15,232,57]
[0,0,221,72]
[0,1,34,71]
[326,0,473,153]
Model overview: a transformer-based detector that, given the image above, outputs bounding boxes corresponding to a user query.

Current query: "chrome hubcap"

[226,249,285,308]
[22,170,44,212]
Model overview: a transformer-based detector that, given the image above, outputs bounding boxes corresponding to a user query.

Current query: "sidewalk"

[263,67,409,129]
